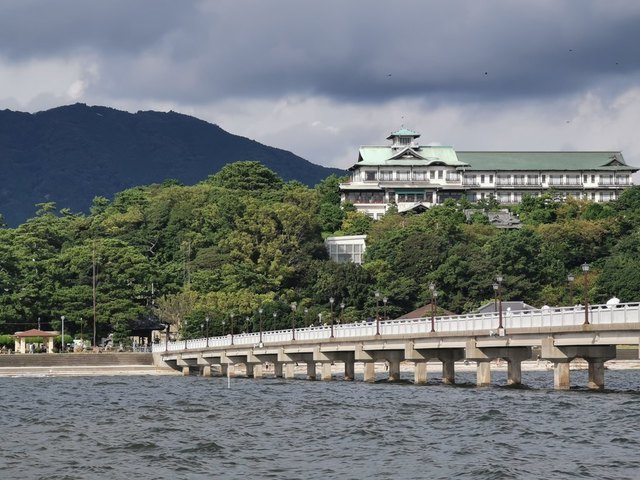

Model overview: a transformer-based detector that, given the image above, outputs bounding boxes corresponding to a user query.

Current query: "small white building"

[340,129,638,219]
[325,235,367,264]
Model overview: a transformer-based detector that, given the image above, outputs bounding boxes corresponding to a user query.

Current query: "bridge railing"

[153,302,640,353]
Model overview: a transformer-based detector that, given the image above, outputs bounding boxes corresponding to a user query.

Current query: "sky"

[1,0,640,170]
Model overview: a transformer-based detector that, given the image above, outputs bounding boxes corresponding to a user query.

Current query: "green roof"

[387,128,420,139]
[356,145,469,169]
[457,152,637,172]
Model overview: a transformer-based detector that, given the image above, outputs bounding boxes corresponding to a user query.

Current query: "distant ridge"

[0,103,344,226]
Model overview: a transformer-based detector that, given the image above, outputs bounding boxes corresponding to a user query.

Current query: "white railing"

[153,302,640,353]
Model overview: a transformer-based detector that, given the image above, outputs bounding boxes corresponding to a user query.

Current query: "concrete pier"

[414,362,427,384]
[306,362,316,380]
[364,362,375,382]
[321,363,332,381]
[476,361,491,387]
[542,338,616,390]
[344,360,355,381]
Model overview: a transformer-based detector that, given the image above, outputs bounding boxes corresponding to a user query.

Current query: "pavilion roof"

[14,328,59,338]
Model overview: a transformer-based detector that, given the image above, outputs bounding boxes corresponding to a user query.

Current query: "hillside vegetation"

[1,161,639,343]
[0,104,343,226]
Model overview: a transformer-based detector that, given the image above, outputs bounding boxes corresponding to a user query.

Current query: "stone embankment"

[0,353,178,376]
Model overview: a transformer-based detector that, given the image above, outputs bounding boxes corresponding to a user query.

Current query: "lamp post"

[375,291,381,335]
[493,274,503,330]
[60,315,65,353]
[273,312,277,336]
[205,316,210,347]
[429,282,437,332]
[329,297,335,338]
[164,324,169,352]
[304,307,309,326]
[340,302,345,324]
[229,314,234,345]
[290,302,297,341]
[567,274,575,306]
[582,263,590,325]
[200,322,204,337]
[383,297,388,321]
[258,308,263,345]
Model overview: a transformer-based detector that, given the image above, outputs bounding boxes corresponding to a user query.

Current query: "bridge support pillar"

[321,363,332,381]
[246,363,255,378]
[414,362,427,384]
[182,366,191,376]
[254,364,263,379]
[274,362,283,378]
[344,361,355,381]
[284,363,295,379]
[442,360,456,384]
[554,362,570,390]
[388,360,400,382]
[202,365,212,377]
[476,361,491,387]
[364,362,375,383]
[542,338,615,390]
[306,362,316,380]
[220,363,228,377]
[588,360,606,390]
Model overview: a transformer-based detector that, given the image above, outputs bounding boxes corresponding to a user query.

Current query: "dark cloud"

[1,0,640,105]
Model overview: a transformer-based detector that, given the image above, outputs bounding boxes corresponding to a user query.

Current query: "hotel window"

[430,170,435,179]
[591,175,596,183]
[566,174,580,185]
[446,172,460,182]
[480,174,485,183]
[583,175,588,183]
[379,170,393,181]
[397,192,425,203]
[513,175,525,185]
[397,171,410,181]
[513,192,523,202]
[489,175,494,183]
[549,175,563,185]
[527,174,539,185]
[437,170,443,179]
[541,175,546,183]
[497,192,511,203]
[617,175,629,185]
[364,170,377,181]
[413,171,427,181]
[496,175,511,186]
[399,136,411,145]
[600,175,613,185]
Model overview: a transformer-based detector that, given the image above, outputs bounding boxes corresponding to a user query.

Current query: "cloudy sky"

[1,0,640,169]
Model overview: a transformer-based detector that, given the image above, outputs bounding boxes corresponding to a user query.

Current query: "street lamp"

[258,308,263,345]
[340,302,345,324]
[329,297,335,338]
[304,307,309,326]
[60,315,65,353]
[290,302,297,341]
[493,274,504,330]
[383,297,388,320]
[205,316,210,347]
[230,314,234,345]
[567,274,575,306]
[429,282,437,332]
[582,263,590,325]
[375,291,381,335]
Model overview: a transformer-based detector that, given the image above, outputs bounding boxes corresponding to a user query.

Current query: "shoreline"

[2,359,639,378]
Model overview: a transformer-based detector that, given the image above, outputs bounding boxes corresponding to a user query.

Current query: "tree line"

[1,160,639,344]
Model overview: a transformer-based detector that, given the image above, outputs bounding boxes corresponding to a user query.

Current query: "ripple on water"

[1,372,640,479]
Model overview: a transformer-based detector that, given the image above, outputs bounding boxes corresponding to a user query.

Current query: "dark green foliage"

[0,104,344,226]
[0,162,638,339]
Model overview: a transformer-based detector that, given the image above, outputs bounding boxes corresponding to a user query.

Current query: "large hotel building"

[339,129,637,219]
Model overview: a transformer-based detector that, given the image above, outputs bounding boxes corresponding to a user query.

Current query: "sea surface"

[2,369,640,480]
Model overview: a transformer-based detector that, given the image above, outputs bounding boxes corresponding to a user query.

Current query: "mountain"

[0,103,344,226]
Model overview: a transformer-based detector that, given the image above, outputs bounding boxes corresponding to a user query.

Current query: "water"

[2,369,640,480]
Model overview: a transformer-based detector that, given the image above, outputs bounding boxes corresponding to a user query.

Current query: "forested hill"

[0,103,343,226]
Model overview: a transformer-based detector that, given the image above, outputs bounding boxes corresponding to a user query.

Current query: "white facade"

[340,129,637,219]
[325,235,367,264]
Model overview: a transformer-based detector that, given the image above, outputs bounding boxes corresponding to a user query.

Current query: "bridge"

[152,302,640,390]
